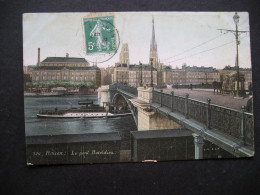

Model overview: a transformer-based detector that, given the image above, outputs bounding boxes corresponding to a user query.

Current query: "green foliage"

[25,81,96,88]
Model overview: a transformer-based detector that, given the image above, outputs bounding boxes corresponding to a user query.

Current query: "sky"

[23,12,251,69]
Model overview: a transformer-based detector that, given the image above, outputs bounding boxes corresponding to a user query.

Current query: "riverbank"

[24,92,97,97]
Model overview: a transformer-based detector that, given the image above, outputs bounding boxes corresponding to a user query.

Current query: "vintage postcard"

[23,12,253,165]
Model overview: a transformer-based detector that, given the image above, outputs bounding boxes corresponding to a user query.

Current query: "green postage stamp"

[83,16,117,54]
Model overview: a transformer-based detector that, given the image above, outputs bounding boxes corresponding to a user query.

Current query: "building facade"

[27,49,101,87]
[171,65,220,85]
[128,64,157,87]
[112,64,129,83]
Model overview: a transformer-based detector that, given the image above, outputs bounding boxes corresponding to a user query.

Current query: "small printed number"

[88,42,94,50]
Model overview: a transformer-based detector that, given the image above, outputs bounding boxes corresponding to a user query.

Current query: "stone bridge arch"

[111,93,138,126]
[112,93,128,109]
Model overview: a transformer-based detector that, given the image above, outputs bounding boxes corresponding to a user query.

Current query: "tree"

[23,73,32,90]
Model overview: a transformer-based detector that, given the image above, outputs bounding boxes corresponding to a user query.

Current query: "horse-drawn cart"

[212,71,249,96]
[222,72,246,96]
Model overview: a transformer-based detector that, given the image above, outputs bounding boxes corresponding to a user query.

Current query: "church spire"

[151,16,157,50]
[150,16,158,68]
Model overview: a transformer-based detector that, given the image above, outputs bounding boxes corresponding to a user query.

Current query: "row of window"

[172,79,219,82]
[128,73,157,77]
[172,72,219,76]
[33,71,95,76]
[41,63,89,66]
[34,76,94,81]
[186,76,219,78]
[173,76,219,79]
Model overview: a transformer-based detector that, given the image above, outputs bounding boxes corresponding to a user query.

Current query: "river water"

[24,95,137,149]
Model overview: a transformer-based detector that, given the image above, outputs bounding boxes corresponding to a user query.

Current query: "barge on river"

[36,101,132,119]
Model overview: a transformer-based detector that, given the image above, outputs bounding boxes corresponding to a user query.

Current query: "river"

[24,95,137,149]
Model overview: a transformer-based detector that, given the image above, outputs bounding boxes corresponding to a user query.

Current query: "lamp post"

[217,12,248,97]
[233,12,240,97]
[150,58,153,87]
[139,61,143,87]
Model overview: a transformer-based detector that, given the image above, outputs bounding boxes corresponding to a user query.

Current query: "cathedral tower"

[119,43,129,66]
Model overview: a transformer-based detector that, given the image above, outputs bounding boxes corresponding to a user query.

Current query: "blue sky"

[23,12,251,69]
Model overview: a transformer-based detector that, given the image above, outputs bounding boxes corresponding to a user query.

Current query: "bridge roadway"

[109,83,254,158]
[162,88,250,111]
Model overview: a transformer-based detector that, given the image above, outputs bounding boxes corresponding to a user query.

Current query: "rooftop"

[42,57,88,63]
[172,65,218,72]
[29,65,100,70]
[223,65,252,71]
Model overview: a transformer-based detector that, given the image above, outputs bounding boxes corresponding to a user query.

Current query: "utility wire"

[239,26,250,30]
[163,33,226,62]
[167,35,248,64]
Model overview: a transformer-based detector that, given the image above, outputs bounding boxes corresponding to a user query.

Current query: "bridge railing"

[152,89,254,146]
[110,83,138,96]
[109,83,117,90]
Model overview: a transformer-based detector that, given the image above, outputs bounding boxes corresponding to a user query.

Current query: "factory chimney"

[37,48,40,66]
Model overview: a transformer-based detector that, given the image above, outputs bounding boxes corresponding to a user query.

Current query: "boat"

[36,111,132,118]
[36,104,132,119]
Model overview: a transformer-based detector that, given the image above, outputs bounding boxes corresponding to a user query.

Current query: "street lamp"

[233,12,240,24]
[217,12,248,97]
[233,12,240,97]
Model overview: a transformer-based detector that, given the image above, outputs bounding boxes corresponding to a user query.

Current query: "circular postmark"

[80,16,120,64]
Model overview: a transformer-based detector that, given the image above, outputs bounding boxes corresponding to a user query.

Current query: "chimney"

[37,48,40,66]
[66,53,69,58]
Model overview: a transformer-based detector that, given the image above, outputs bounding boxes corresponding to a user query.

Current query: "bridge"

[98,83,254,159]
